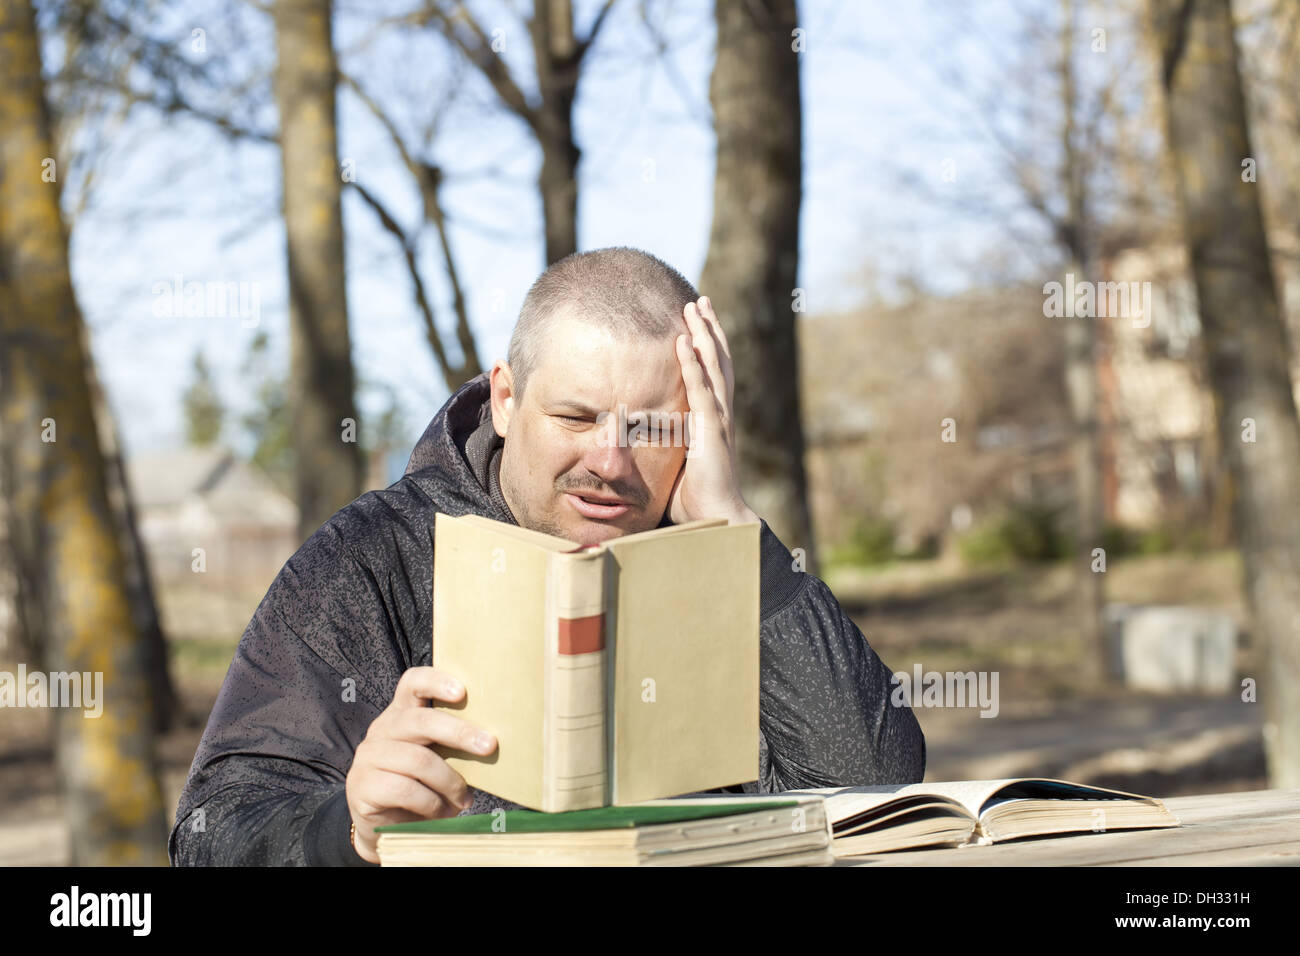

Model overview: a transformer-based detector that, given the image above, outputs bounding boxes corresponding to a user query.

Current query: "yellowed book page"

[431,512,546,809]
[605,520,761,804]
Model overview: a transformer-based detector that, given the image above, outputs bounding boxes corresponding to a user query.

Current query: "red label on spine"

[558,614,604,654]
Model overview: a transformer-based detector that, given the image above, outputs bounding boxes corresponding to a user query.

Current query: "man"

[169,246,925,866]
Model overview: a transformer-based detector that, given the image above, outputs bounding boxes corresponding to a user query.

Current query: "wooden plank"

[1162,789,1300,818]
[1105,841,1300,866]
[844,818,1300,866]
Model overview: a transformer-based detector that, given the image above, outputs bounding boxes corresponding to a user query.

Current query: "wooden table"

[839,788,1300,865]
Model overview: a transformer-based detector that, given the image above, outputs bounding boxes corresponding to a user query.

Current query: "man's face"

[490,313,689,547]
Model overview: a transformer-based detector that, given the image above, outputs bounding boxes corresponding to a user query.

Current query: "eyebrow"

[549,401,682,419]
[548,400,602,416]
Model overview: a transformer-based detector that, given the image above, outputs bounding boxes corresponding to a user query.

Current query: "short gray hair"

[507,246,699,401]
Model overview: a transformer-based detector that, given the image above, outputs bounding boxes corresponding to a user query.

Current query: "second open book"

[641,778,1180,856]
[431,511,761,812]
[668,777,1180,854]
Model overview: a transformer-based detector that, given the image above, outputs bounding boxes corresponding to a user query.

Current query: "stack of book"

[377,795,834,866]
[374,779,1179,866]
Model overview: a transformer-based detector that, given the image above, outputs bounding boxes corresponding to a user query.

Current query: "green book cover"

[376,800,799,835]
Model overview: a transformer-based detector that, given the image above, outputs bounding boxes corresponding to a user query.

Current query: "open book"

[376,794,833,867]
[783,778,1182,855]
[430,511,761,813]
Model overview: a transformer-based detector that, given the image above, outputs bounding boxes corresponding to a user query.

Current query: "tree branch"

[420,0,539,132]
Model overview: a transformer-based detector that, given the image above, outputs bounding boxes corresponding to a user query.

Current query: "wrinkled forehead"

[529,316,688,412]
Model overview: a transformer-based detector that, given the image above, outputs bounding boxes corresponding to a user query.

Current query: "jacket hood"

[402,371,516,525]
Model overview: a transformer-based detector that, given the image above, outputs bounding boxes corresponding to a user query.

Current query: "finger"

[681,310,733,437]
[684,301,725,402]
[361,738,473,810]
[388,706,498,755]
[697,296,732,364]
[676,333,725,429]
[676,337,728,462]
[697,296,735,404]
[686,300,734,422]
[354,767,459,820]
[389,666,466,709]
[678,325,729,431]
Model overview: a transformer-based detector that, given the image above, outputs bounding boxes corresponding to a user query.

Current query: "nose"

[580,409,638,492]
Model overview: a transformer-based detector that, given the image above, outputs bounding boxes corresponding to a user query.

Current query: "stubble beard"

[499,449,569,539]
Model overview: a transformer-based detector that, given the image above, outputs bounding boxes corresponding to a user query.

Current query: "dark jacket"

[168,372,925,865]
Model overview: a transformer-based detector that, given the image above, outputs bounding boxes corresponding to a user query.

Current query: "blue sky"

[65,0,1062,458]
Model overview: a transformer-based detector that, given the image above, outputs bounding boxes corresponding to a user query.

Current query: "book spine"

[542,551,607,811]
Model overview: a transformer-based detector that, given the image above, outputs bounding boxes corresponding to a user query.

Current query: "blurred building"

[799,242,1300,555]
[798,284,1075,554]
[1101,244,1217,530]
[126,446,299,591]
[0,442,419,652]
[0,448,298,655]
[1103,239,1300,533]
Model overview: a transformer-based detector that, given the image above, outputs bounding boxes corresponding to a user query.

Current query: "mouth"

[564,492,633,520]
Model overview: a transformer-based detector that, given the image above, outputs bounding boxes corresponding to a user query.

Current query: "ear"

[489,361,515,437]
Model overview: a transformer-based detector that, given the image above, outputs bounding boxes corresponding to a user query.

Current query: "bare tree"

[1059,0,1107,682]
[419,0,618,264]
[1150,0,1300,786]
[329,0,620,387]
[273,0,364,540]
[893,0,1175,682]
[16,0,197,735]
[0,0,168,863]
[340,68,486,390]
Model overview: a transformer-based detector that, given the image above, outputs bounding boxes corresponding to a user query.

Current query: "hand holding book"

[344,666,498,863]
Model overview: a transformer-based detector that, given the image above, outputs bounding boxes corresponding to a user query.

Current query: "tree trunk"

[273,0,363,541]
[0,0,169,863]
[698,0,815,566]
[1060,0,1107,685]
[1063,273,1107,683]
[530,0,581,263]
[1151,0,1300,786]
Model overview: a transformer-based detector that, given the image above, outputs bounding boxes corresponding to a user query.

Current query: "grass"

[168,636,240,687]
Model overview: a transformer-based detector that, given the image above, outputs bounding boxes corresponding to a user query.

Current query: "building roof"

[126,446,297,527]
